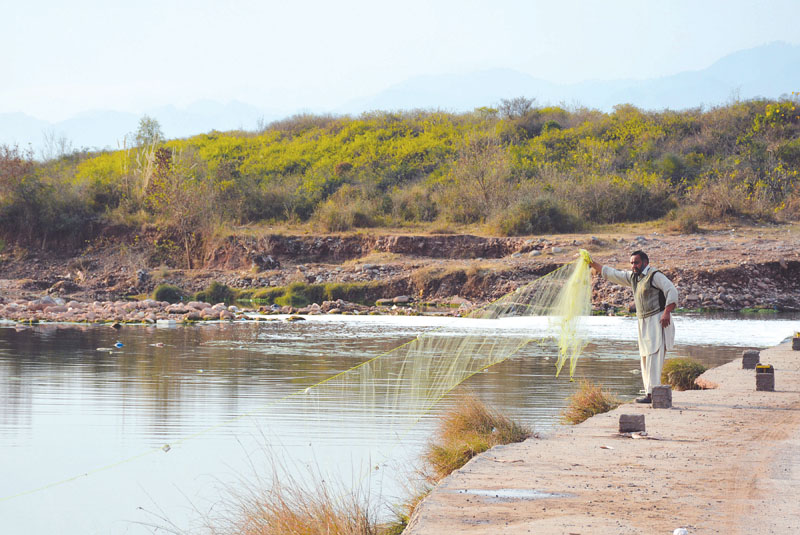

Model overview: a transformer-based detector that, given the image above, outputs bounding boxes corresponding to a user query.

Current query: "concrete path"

[406,341,800,535]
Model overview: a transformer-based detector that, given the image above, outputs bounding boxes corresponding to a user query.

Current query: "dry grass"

[424,395,532,482]
[382,488,431,535]
[207,467,380,535]
[560,380,621,425]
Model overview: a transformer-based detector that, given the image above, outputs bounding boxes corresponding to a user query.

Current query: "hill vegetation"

[1,96,798,264]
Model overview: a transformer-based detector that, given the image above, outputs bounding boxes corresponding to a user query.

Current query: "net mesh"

[302,250,594,428]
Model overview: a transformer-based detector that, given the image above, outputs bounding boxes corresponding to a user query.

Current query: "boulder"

[249,253,280,271]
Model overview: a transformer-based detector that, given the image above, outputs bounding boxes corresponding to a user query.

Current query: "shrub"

[251,287,287,303]
[665,206,701,233]
[493,194,581,235]
[561,380,621,425]
[195,281,237,305]
[424,395,531,482]
[661,358,707,391]
[152,284,186,303]
[313,184,382,232]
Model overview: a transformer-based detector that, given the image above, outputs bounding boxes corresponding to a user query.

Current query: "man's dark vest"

[632,269,666,319]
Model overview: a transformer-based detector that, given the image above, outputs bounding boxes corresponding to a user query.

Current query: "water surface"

[0,314,797,534]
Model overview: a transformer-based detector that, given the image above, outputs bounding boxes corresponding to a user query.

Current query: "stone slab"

[742,349,760,369]
[652,385,672,408]
[619,413,646,433]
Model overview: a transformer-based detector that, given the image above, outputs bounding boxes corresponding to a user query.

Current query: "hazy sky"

[4,0,799,121]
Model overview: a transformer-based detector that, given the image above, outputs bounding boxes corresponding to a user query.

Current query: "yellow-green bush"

[661,358,707,391]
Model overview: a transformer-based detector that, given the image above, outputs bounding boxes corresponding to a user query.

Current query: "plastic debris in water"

[114,341,124,348]
[161,444,171,453]
[673,529,689,535]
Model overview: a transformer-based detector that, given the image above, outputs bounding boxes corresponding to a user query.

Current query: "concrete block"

[652,385,672,408]
[742,349,760,369]
[792,336,800,351]
[756,364,775,392]
[619,414,645,433]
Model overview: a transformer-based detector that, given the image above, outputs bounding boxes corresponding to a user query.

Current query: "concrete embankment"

[406,341,800,535]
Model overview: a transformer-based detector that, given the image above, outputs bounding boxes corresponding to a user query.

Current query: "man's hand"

[589,260,602,273]
[660,303,676,328]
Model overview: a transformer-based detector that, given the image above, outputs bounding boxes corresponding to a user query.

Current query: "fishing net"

[301,250,594,429]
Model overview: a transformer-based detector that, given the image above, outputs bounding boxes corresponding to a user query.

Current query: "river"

[0,314,797,534]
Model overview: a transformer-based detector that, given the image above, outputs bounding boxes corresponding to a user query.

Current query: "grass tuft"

[560,380,621,425]
[209,465,380,535]
[661,358,707,391]
[424,395,532,483]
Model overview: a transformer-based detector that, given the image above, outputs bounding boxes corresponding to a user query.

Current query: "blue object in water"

[114,341,124,348]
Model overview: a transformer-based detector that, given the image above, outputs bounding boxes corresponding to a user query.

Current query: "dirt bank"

[405,340,800,535]
[0,224,798,314]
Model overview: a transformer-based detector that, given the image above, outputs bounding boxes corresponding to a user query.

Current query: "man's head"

[630,250,649,275]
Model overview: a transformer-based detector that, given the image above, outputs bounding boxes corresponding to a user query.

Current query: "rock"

[185,310,202,321]
[249,253,280,271]
[49,280,82,294]
[393,295,411,304]
[551,247,564,253]
[528,250,542,257]
[136,269,150,285]
[694,376,718,389]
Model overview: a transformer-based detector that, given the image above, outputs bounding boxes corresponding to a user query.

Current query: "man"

[588,251,678,403]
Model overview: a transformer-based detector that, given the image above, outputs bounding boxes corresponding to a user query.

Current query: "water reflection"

[0,315,797,534]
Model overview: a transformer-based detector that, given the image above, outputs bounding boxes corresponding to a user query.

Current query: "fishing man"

[588,250,678,403]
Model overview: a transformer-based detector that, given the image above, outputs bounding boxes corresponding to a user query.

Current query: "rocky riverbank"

[1,224,798,322]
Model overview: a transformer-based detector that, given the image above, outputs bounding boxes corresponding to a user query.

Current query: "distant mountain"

[0,101,276,157]
[2,42,798,157]
[341,41,800,113]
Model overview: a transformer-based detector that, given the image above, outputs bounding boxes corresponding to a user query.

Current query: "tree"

[134,115,164,147]
[40,130,74,161]
[498,96,536,119]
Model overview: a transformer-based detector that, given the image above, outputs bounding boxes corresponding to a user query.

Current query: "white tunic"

[601,264,678,357]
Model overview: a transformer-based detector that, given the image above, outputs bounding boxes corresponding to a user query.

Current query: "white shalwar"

[601,264,679,394]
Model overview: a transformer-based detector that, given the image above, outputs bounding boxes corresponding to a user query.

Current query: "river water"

[0,314,797,534]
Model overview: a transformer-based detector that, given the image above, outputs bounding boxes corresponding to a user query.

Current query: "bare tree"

[498,96,536,119]
[40,129,74,161]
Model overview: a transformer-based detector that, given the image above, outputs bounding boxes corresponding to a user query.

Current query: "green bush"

[152,284,187,303]
[195,281,237,305]
[661,358,707,390]
[251,287,287,303]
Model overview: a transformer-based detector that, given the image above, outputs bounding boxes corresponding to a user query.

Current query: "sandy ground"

[406,341,800,535]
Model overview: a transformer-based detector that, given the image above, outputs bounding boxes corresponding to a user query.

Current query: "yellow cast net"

[302,250,594,428]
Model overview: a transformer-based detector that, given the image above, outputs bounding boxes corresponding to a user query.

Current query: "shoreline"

[1,227,799,318]
[405,340,800,534]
